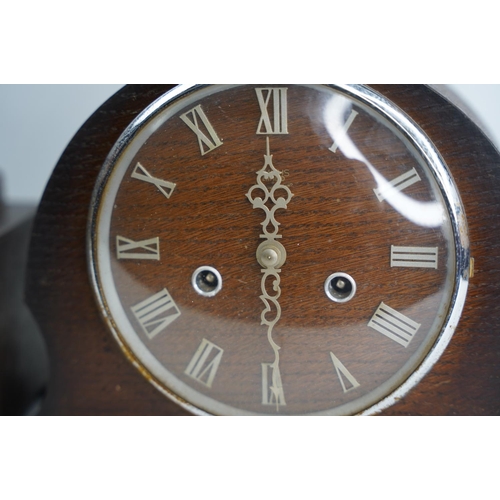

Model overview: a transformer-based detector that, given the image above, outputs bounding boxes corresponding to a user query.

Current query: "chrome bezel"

[87,84,469,416]
[335,84,470,415]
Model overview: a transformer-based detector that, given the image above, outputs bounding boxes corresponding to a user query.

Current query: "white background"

[1,84,500,205]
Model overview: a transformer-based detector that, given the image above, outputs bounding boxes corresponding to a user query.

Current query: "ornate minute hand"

[246,137,293,410]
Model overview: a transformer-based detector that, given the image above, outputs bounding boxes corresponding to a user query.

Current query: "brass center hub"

[256,240,287,268]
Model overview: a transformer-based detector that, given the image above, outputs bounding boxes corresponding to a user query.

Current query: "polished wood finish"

[26,85,500,415]
[27,85,189,416]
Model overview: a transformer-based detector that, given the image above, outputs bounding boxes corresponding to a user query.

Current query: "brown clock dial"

[87,84,468,415]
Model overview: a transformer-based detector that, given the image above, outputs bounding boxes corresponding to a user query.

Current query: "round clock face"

[89,84,469,415]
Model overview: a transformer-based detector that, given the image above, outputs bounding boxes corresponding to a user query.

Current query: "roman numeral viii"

[131,288,181,339]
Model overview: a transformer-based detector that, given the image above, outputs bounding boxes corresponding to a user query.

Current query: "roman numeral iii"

[131,288,181,339]
[256,87,288,135]
[391,245,438,269]
[368,302,421,348]
[185,338,224,388]
[180,104,223,155]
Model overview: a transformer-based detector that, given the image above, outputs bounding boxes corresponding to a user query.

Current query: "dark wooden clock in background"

[4,84,500,415]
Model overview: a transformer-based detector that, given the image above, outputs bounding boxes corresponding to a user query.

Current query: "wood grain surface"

[25,84,500,415]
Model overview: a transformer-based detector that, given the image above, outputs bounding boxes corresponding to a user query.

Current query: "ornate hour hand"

[246,137,293,409]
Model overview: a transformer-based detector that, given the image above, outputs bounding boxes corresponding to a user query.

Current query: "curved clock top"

[88,84,469,415]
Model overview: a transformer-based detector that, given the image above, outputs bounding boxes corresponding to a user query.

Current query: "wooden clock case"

[25,85,500,415]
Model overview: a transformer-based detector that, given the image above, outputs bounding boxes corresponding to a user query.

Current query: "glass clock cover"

[88,84,469,415]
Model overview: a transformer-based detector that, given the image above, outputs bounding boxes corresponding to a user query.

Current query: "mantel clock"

[26,84,500,415]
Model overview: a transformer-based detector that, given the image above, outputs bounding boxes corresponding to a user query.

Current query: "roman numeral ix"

[116,236,160,260]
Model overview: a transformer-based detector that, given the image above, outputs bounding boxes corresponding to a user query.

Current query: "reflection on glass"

[323,95,444,228]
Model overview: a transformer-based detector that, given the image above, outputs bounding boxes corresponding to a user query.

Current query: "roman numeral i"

[329,109,359,153]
